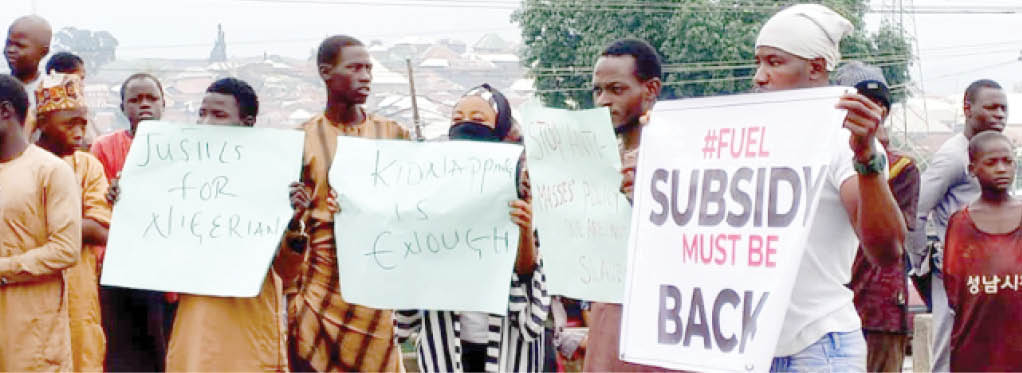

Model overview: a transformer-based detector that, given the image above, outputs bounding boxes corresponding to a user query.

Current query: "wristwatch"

[853,152,886,175]
[285,219,309,254]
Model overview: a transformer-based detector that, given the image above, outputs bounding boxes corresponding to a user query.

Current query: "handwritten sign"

[330,137,524,314]
[619,87,848,372]
[520,103,631,303]
[101,121,304,297]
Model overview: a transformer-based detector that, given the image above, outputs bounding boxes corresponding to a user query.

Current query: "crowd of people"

[0,3,1018,373]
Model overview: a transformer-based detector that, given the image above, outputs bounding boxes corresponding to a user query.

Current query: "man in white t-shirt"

[5,15,51,138]
[752,4,907,372]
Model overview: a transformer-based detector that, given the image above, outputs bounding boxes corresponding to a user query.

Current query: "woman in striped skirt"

[396,84,551,373]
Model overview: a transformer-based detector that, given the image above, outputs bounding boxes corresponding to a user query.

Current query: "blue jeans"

[771,331,867,373]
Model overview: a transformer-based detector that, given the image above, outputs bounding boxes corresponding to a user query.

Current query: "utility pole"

[406,58,424,141]
[899,0,909,147]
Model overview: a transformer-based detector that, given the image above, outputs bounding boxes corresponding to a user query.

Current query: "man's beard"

[614,116,641,136]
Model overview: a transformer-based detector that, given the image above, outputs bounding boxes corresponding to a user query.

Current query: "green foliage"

[512,0,913,108]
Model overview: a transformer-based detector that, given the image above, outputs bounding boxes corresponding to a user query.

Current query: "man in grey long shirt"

[910,79,1007,372]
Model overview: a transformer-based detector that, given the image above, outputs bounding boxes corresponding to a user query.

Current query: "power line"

[527,54,911,77]
[518,2,1022,15]
[529,52,910,71]
[228,0,1022,15]
[926,59,1019,81]
[922,39,1022,52]
[535,74,753,93]
[236,0,520,10]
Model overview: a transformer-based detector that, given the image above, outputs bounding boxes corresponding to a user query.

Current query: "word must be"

[678,233,779,268]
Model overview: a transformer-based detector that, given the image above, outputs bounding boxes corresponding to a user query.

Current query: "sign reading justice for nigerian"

[102,121,305,297]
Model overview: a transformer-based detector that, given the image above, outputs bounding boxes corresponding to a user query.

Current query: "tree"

[513,0,913,108]
[52,27,119,72]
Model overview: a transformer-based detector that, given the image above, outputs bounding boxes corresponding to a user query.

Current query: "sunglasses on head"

[463,85,500,115]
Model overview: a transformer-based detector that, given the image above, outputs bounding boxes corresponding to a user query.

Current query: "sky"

[0,0,522,60]
[2,0,1021,97]
[873,0,1022,97]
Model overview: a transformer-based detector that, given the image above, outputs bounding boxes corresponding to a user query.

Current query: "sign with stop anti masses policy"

[619,87,850,372]
[520,103,632,303]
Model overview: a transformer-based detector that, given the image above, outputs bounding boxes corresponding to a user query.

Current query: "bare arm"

[838,93,907,267]
[82,218,109,246]
[840,175,906,266]
[511,199,538,275]
[276,182,313,287]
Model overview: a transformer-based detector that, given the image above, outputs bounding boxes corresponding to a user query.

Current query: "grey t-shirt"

[909,132,980,275]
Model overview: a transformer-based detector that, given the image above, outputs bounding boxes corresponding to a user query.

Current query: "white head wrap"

[755,4,854,71]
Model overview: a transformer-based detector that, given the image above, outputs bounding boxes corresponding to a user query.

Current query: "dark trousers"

[100,286,174,372]
[462,341,488,372]
[864,331,908,373]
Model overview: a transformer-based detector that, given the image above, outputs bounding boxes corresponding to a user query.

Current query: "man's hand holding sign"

[620,87,865,372]
[521,103,632,303]
[619,4,911,372]
[836,92,906,267]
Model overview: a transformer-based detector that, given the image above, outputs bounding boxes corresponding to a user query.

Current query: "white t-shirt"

[774,128,888,356]
[459,311,490,344]
[23,75,40,107]
[21,75,41,142]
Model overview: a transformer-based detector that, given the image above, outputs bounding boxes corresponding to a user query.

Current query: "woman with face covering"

[395,84,551,372]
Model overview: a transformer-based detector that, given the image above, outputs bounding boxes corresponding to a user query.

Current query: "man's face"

[970,139,1015,193]
[753,46,819,92]
[593,55,649,131]
[122,78,165,128]
[5,27,47,76]
[320,45,372,105]
[39,107,87,153]
[198,92,246,126]
[966,87,1008,135]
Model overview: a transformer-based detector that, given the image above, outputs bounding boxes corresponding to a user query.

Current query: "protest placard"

[101,121,305,297]
[330,137,524,314]
[520,103,631,303]
[619,87,849,372]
